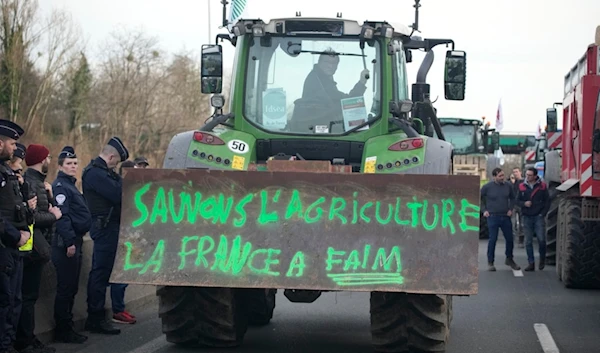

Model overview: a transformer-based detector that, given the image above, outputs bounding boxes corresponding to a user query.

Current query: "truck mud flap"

[110,167,480,295]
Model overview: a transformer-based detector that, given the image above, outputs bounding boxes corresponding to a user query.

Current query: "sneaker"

[539,260,545,270]
[123,310,136,319]
[488,262,496,271]
[112,311,137,324]
[505,257,521,270]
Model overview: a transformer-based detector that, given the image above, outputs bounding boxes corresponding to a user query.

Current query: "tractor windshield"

[440,124,480,154]
[244,36,381,135]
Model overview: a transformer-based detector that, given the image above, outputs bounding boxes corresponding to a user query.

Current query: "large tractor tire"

[479,214,489,239]
[241,288,276,326]
[370,292,452,353]
[157,286,248,348]
[545,186,560,266]
[556,197,600,289]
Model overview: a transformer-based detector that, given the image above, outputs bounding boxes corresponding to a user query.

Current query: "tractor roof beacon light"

[381,24,394,38]
[211,95,225,109]
[360,25,375,40]
[252,24,265,37]
[233,22,246,37]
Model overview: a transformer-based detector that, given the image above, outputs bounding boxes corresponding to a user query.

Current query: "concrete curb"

[31,235,158,343]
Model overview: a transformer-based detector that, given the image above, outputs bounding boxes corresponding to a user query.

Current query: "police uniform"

[51,146,92,343]
[82,137,128,335]
[0,119,29,353]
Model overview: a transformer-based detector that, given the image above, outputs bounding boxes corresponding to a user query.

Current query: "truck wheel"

[479,215,489,239]
[157,286,248,347]
[241,288,276,326]
[559,198,600,289]
[370,292,451,353]
[556,197,566,281]
[545,192,560,265]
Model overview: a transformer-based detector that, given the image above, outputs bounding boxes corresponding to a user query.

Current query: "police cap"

[0,119,24,140]
[14,143,26,160]
[107,136,129,162]
[133,156,149,166]
[59,146,77,159]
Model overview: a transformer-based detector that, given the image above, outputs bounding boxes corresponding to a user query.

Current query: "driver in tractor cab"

[302,50,369,104]
[291,50,370,131]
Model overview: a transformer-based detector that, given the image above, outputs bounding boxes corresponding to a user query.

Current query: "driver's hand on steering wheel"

[360,69,370,84]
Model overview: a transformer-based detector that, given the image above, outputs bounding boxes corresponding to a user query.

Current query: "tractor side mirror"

[491,132,500,151]
[201,44,223,94]
[444,50,466,101]
[546,108,558,132]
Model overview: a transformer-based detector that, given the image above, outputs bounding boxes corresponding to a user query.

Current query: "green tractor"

[110,1,481,352]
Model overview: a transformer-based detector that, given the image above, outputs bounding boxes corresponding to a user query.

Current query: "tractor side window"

[394,43,409,100]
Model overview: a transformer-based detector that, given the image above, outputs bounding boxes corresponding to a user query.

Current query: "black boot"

[85,313,121,335]
[18,337,56,353]
[55,324,88,344]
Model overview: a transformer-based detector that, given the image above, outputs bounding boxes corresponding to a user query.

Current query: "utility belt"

[92,207,117,230]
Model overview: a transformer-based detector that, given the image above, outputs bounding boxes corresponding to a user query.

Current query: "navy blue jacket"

[517,177,550,217]
[81,157,122,220]
[1,216,21,249]
[52,171,92,248]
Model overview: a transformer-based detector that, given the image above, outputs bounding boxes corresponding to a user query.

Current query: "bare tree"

[0,0,38,122]
[27,8,82,134]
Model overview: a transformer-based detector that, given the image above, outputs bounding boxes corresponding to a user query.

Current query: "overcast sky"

[39,0,600,133]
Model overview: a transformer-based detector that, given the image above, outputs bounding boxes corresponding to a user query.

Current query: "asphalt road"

[50,239,600,353]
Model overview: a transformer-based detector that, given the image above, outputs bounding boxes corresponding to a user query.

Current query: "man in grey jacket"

[481,167,522,271]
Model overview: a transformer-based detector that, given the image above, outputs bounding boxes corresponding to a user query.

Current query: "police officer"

[52,146,92,343]
[0,119,31,353]
[83,137,128,335]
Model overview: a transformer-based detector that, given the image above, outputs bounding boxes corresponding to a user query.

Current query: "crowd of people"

[481,166,551,272]
[0,119,149,353]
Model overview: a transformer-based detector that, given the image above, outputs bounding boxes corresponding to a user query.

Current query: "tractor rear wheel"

[557,197,600,289]
[370,292,452,352]
[157,286,248,347]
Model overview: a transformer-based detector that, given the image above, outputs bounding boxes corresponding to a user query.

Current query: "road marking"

[534,323,560,353]
[513,269,524,277]
[128,335,170,353]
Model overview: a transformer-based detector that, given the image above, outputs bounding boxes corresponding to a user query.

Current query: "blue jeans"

[486,215,514,263]
[110,283,128,313]
[523,215,546,264]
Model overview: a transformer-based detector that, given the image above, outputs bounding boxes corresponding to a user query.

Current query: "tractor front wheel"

[370,292,452,352]
[157,286,248,348]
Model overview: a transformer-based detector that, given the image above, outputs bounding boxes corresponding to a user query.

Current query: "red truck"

[544,26,600,288]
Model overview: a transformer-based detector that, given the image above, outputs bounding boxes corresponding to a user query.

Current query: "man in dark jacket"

[51,146,92,343]
[16,144,61,353]
[517,167,550,271]
[511,167,525,248]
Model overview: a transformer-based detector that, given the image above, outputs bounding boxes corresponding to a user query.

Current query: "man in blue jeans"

[517,167,550,271]
[481,167,522,271]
